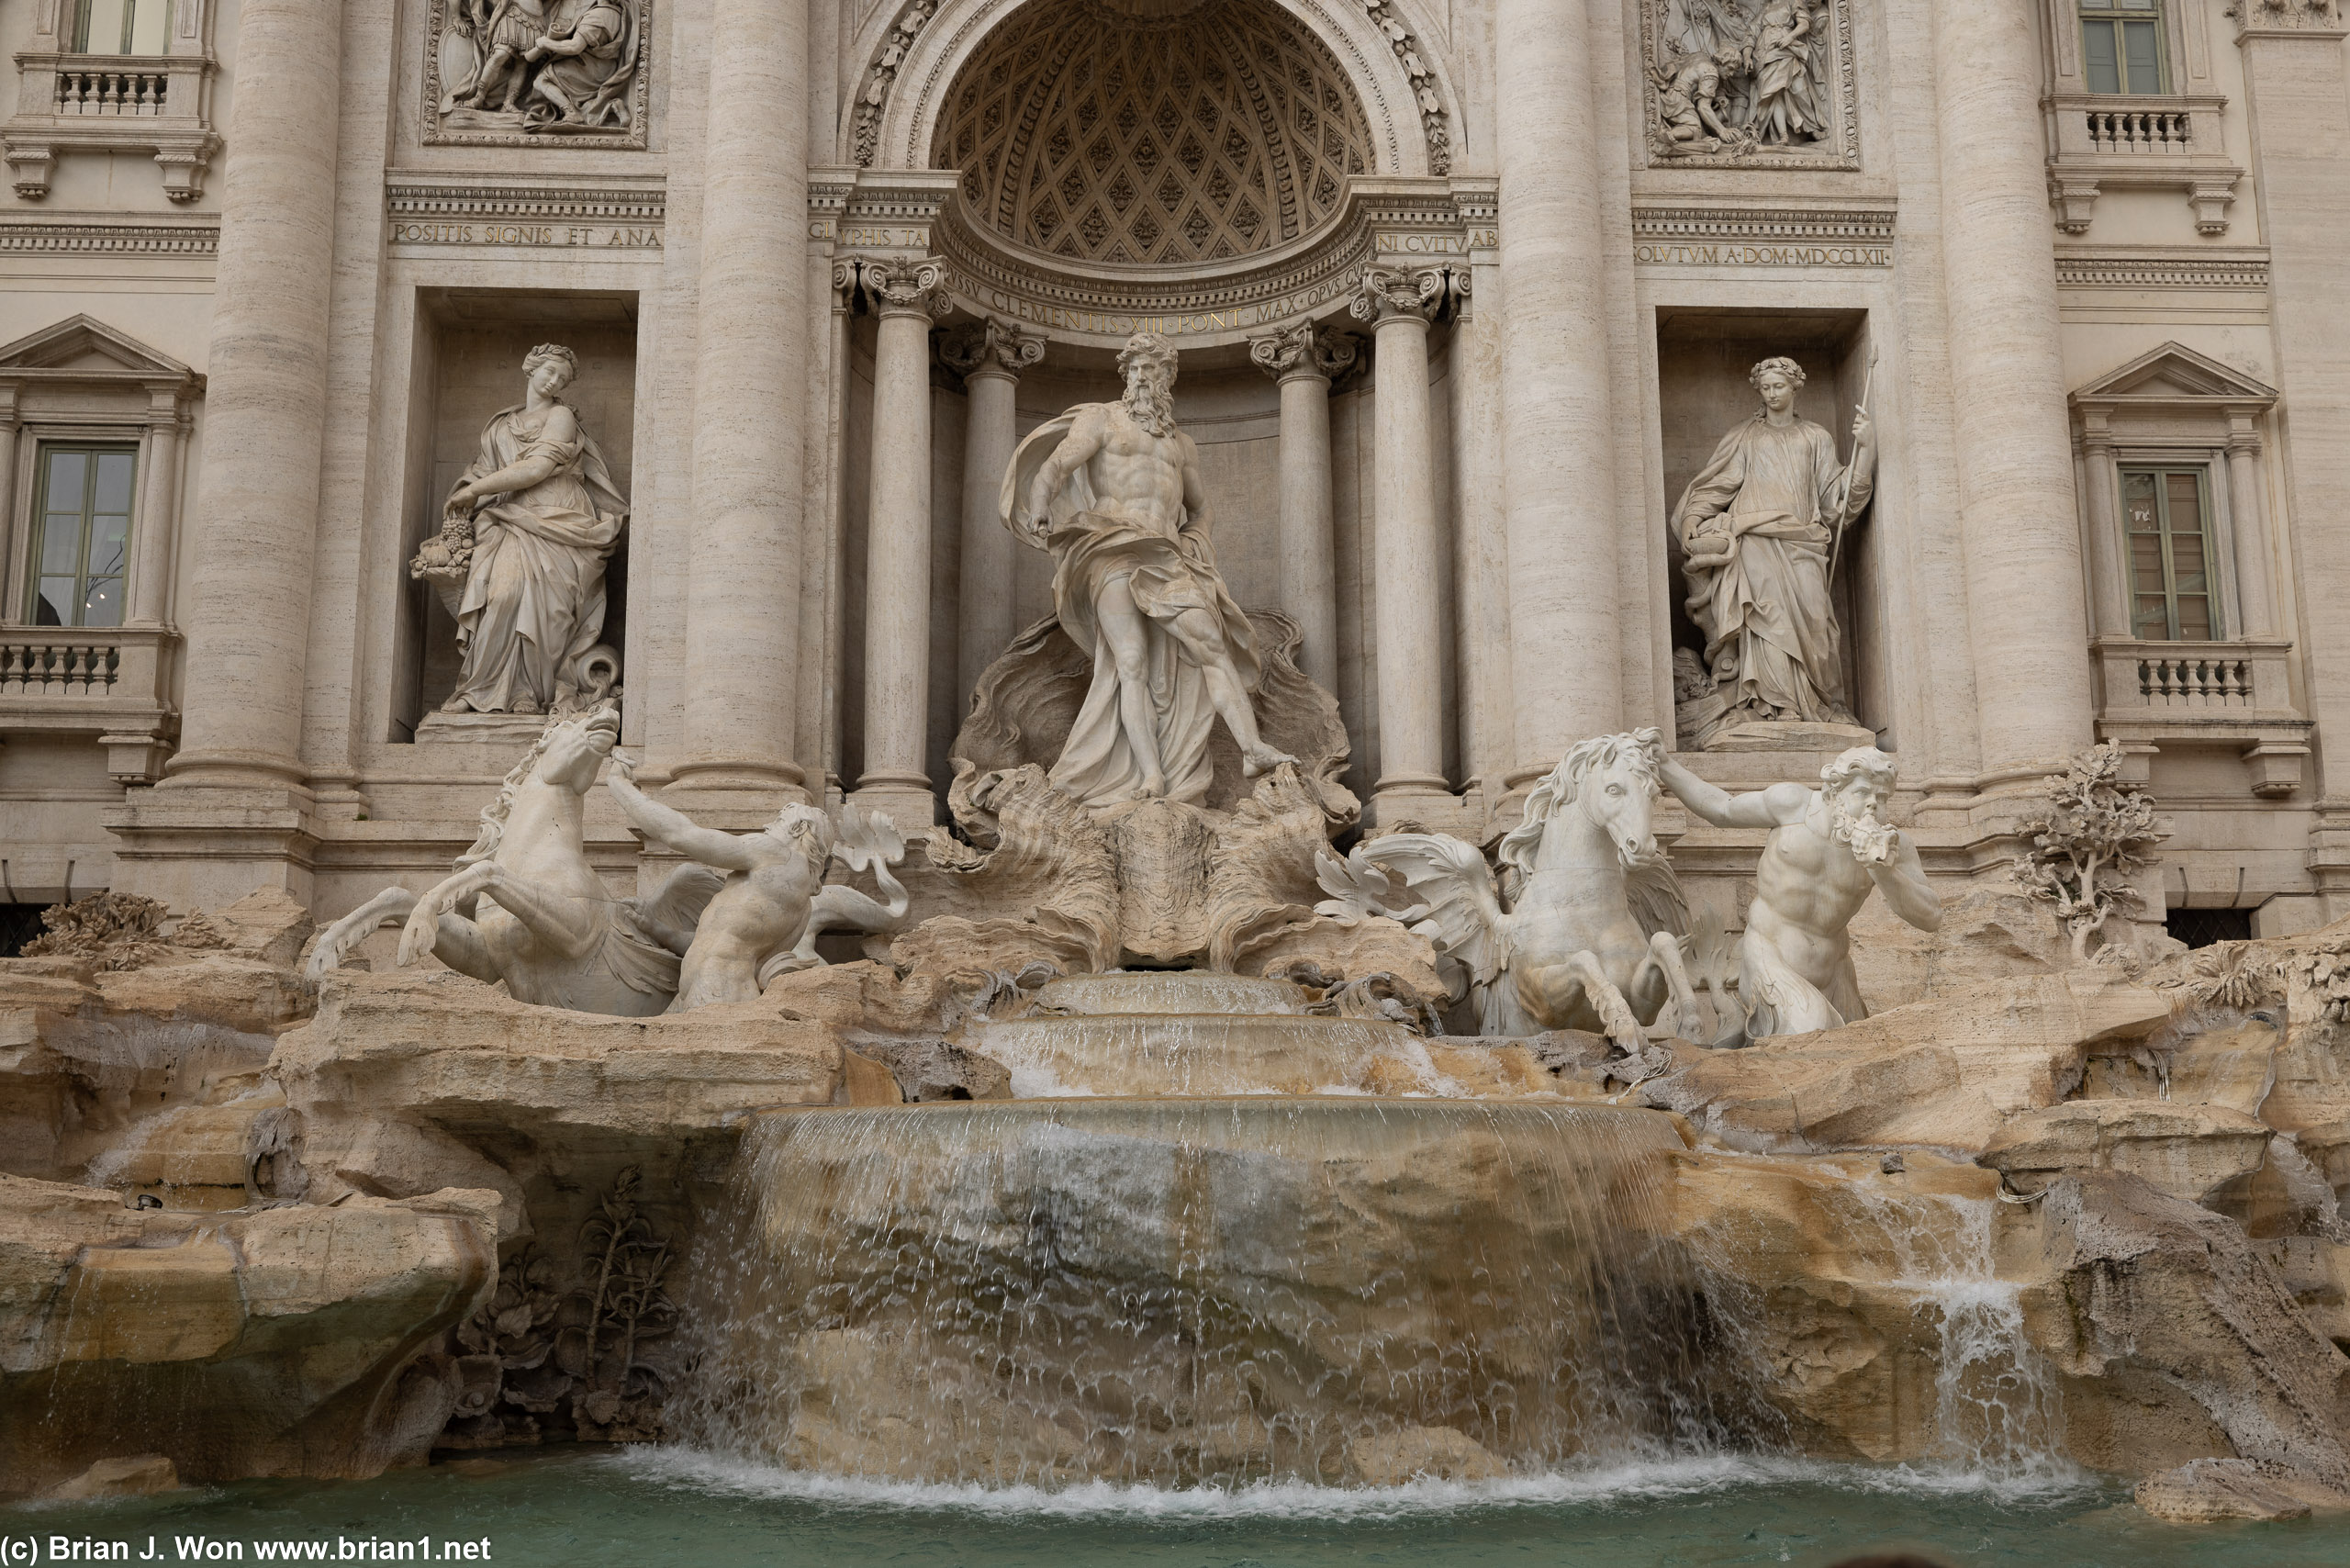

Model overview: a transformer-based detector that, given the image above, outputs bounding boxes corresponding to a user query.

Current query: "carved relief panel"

[423,0,651,150]
[1638,0,1861,170]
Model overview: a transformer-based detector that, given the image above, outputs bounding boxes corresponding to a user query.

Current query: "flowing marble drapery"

[445,402,627,713]
[1673,413,1869,726]
[1002,411,1262,807]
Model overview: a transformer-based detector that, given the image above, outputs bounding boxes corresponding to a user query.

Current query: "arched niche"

[846,0,1456,184]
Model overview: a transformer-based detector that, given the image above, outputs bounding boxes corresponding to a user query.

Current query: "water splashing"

[675,1099,1754,1489]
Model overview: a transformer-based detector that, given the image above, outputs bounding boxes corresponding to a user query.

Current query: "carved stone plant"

[2011,742,2165,963]
[440,1168,676,1450]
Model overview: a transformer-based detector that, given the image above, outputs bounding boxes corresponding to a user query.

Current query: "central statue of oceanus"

[1002,331,1296,810]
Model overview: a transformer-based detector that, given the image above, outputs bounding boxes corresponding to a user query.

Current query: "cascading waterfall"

[1849,1184,2069,1480]
[674,1097,1758,1488]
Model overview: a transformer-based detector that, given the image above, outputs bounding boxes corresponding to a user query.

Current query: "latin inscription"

[1634,241,1889,268]
[390,221,664,250]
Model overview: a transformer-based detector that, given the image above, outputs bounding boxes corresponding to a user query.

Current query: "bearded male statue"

[1001,332,1296,809]
[1659,745,1940,1041]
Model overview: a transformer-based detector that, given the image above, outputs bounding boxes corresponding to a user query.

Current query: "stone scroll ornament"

[427,0,650,148]
[1641,0,1859,167]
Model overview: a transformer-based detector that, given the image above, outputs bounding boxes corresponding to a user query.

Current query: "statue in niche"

[437,0,643,136]
[1659,745,1941,1041]
[1672,355,1873,746]
[606,759,910,1012]
[1002,331,1297,810]
[1647,0,1839,160]
[412,344,628,718]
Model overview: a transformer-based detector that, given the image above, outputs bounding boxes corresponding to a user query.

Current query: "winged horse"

[1346,729,1707,1051]
[304,707,717,1014]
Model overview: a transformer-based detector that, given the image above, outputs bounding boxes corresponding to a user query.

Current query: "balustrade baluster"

[0,645,21,696]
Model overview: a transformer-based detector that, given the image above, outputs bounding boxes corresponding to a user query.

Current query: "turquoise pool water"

[6,1448,2335,1568]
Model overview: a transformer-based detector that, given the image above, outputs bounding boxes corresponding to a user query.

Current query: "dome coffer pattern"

[934,0,1377,267]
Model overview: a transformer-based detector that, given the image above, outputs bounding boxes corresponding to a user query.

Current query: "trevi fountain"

[5,1,2350,1564]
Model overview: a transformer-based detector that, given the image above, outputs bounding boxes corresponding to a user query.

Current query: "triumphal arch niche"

[826,0,1492,833]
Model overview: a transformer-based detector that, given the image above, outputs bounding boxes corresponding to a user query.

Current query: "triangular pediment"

[2073,341,2277,404]
[0,314,195,380]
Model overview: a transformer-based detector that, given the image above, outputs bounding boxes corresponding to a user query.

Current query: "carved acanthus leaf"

[1248,320,1358,381]
[939,316,1046,377]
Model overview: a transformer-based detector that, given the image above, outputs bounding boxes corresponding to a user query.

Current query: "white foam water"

[619,1445,2098,1521]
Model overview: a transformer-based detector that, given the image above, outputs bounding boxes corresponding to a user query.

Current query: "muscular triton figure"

[1003,331,1296,809]
[1659,745,1941,1041]
[606,756,906,1012]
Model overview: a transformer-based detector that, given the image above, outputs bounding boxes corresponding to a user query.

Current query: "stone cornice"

[928,175,1475,347]
[1632,203,1897,245]
[2054,248,2270,290]
[0,215,217,256]
[385,178,666,227]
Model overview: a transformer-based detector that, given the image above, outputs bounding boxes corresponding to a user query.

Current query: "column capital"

[1248,319,1357,384]
[2228,0,2346,39]
[1348,264,1452,327]
[939,315,1045,380]
[859,255,953,321]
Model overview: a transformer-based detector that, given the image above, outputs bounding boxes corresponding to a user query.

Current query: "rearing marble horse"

[305,708,714,1014]
[1352,729,1707,1049]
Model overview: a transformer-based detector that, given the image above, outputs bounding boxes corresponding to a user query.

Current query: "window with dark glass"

[28,443,135,628]
[2124,465,2213,642]
[2080,0,2165,95]
[73,0,171,54]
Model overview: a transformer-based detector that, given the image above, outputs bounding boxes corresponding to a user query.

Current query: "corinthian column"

[1248,320,1354,693]
[854,257,952,829]
[158,0,344,793]
[1350,267,1450,818]
[675,0,811,803]
[1932,0,2094,783]
[939,317,1045,704]
[1495,0,1619,784]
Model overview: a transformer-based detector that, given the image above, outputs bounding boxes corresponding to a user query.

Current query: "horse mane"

[1496,728,1667,895]
[453,712,576,868]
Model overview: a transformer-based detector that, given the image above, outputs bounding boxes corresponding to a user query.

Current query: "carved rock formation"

[0,1173,499,1495]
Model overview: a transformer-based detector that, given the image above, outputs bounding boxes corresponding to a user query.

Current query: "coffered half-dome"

[932,0,1379,267]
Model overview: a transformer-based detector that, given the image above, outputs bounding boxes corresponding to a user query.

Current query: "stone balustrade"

[2092,636,2311,798]
[2044,94,2240,234]
[52,60,173,117]
[0,625,176,781]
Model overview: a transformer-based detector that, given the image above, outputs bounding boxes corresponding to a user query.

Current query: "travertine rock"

[1343,1425,1505,1485]
[1,957,290,1186]
[1982,1101,2276,1204]
[1659,1147,2026,1463]
[1848,883,2070,1013]
[44,1454,179,1501]
[270,970,845,1237]
[1248,914,1447,1001]
[2133,1456,2345,1523]
[1639,970,2167,1153]
[0,1174,498,1495]
[2019,1171,2350,1493]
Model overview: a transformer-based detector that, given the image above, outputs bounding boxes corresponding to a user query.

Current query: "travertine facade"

[1,0,2344,947]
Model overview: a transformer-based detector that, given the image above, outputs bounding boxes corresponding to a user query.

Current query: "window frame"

[2078,0,2170,95]
[72,0,173,56]
[2121,461,2219,643]
[27,441,138,630]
